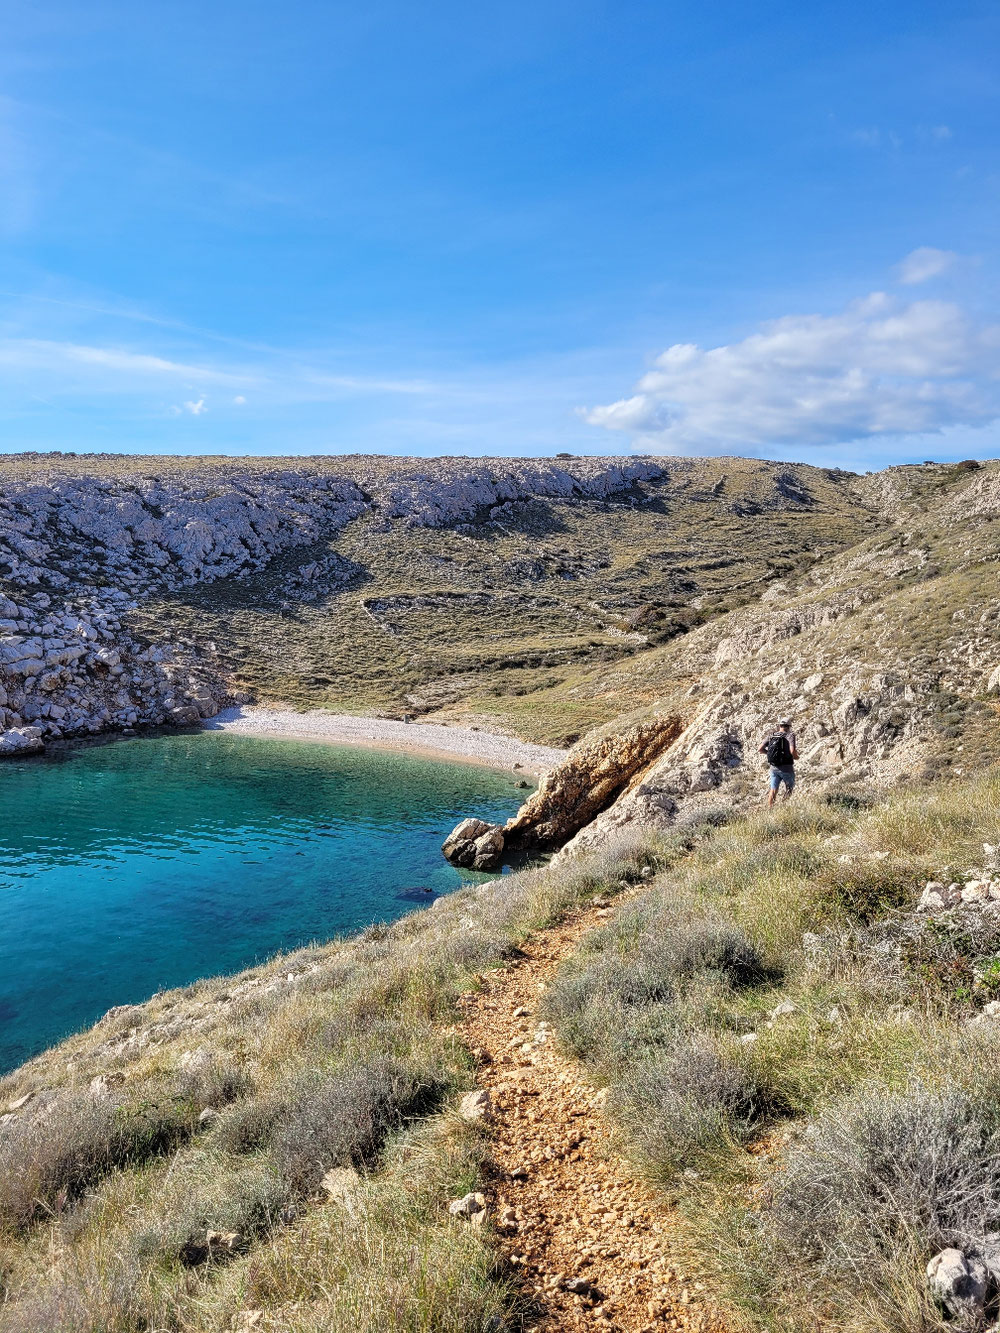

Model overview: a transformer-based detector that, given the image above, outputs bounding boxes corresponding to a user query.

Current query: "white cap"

[779,717,792,726]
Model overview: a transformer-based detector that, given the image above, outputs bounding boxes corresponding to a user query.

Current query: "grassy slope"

[543,774,1000,1331]
[0,835,666,1332]
[5,767,1000,1330]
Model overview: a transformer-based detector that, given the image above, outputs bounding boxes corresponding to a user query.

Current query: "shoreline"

[203,704,566,777]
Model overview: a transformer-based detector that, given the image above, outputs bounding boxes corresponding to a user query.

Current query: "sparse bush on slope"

[0,1091,194,1232]
[273,1057,447,1193]
[0,817,671,1332]
[770,1083,1000,1279]
[543,774,1000,1331]
[613,1036,773,1177]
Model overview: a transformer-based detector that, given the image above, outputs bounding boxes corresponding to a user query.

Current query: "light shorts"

[769,765,795,792]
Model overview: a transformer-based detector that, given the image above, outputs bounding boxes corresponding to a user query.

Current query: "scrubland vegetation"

[5,751,1000,1329]
[545,773,1000,1330]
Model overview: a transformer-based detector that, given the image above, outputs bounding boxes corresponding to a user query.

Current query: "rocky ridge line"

[0,458,663,755]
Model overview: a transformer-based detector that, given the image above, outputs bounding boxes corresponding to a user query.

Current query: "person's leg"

[767,768,779,807]
[781,768,796,802]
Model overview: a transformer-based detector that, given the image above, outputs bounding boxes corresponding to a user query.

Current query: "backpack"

[765,733,792,767]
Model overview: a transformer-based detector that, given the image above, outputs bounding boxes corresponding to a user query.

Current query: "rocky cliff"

[0,455,668,754]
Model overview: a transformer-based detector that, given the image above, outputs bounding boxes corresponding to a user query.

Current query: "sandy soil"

[204,705,566,777]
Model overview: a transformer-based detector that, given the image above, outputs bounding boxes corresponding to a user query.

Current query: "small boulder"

[926,1248,988,1317]
[99,1003,141,1026]
[0,726,44,757]
[563,1277,605,1301]
[198,1107,220,1127]
[89,1072,124,1098]
[206,1229,244,1254]
[442,818,505,871]
[458,1089,492,1121]
[963,880,990,903]
[920,882,947,911]
[449,1191,488,1226]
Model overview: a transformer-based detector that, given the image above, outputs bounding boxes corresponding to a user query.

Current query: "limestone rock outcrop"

[504,715,683,851]
[0,456,666,754]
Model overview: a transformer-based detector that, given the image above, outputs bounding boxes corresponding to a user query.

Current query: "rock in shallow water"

[442,817,505,871]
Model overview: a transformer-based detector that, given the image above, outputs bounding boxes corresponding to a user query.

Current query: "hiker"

[760,717,798,807]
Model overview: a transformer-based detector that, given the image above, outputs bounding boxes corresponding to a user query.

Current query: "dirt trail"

[455,901,727,1333]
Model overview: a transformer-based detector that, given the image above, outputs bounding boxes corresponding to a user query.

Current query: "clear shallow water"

[0,732,525,1073]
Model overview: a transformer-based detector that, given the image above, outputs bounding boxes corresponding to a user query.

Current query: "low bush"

[0,1092,193,1232]
[612,1037,772,1177]
[758,1082,1000,1326]
[209,1092,286,1157]
[273,1057,447,1195]
[544,908,769,1065]
[173,1055,253,1111]
[0,1254,147,1333]
[815,857,917,922]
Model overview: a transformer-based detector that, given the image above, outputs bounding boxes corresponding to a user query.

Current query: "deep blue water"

[0,732,525,1073]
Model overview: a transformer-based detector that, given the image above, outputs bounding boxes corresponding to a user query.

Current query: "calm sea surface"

[0,731,525,1073]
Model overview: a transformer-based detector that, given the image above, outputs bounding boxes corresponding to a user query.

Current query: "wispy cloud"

[583,278,1000,454]
[0,337,250,384]
[897,246,958,284]
[852,127,903,150]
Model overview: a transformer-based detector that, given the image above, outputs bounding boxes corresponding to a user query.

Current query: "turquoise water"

[0,732,525,1074]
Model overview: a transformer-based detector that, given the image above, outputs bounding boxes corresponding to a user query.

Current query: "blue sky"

[0,0,997,464]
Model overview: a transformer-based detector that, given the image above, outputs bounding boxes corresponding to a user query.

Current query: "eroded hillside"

[0,452,870,758]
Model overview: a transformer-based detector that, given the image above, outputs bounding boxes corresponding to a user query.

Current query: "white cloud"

[931,125,952,142]
[897,247,958,285]
[583,290,1000,453]
[233,394,246,405]
[183,397,207,415]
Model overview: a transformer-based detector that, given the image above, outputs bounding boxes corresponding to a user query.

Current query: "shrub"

[764,1082,1000,1318]
[0,1092,193,1232]
[273,1057,447,1196]
[209,1091,289,1156]
[544,912,768,1064]
[173,1054,252,1111]
[134,1161,286,1265]
[612,1038,771,1177]
[673,804,733,834]
[816,858,916,922]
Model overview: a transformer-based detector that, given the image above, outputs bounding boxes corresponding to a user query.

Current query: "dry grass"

[543,770,1000,1331]
[0,819,669,1331]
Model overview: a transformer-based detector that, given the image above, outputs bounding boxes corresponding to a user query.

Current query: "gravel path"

[204,705,566,776]
[454,897,727,1333]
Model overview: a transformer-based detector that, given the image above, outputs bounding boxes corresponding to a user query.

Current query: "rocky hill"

[0,451,869,759]
[3,451,1000,1333]
[4,451,997,852]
